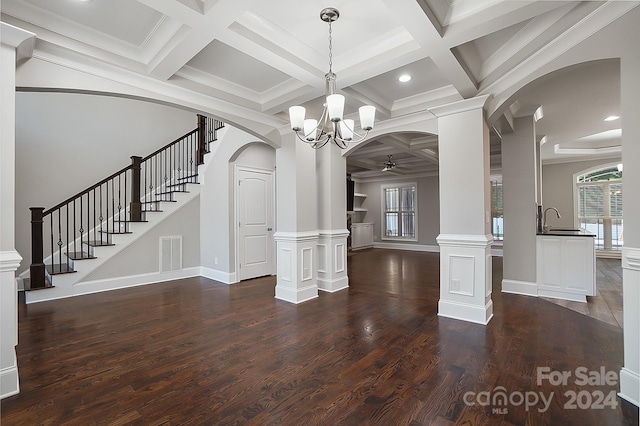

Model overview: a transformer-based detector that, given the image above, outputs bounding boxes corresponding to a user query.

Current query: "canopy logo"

[463,366,619,414]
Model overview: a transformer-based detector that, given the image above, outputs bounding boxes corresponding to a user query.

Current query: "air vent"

[160,236,182,272]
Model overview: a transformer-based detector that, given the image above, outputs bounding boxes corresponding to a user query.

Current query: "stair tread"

[142,200,176,203]
[177,174,198,181]
[168,182,198,186]
[155,191,190,195]
[65,251,97,260]
[84,240,115,247]
[99,230,133,235]
[46,264,76,275]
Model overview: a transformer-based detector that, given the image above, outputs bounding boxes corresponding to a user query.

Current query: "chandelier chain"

[328,21,333,74]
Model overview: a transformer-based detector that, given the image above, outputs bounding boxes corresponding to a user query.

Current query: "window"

[490,180,503,240]
[382,183,417,240]
[576,166,623,251]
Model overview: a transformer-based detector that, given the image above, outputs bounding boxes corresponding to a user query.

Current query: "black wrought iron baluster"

[92,189,96,245]
[111,178,115,236]
[117,174,122,232]
[72,199,76,261]
[58,210,64,271]
[79,193,84,256]
[49,214,54,274]
[99,184,104,244]
[177,137,182,187]
[124,170,128,223]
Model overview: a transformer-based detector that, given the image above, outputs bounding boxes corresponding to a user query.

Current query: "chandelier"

[288,7,376,149]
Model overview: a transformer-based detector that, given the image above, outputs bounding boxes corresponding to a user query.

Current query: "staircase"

[25,115,224,303]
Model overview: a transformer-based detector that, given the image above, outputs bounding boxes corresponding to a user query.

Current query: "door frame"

[234,165,276,280]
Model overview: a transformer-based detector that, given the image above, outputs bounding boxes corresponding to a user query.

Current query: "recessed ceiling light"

[604,115,620,121]
[398,74,411,83]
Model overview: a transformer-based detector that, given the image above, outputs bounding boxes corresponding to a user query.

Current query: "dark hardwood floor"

[1,249,635,425]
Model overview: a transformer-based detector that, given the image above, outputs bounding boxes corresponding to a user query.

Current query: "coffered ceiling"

[2,0,636,180]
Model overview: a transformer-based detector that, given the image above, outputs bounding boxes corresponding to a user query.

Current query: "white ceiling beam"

[443,1,572,47]
[381,0,478,98]
[146,0,260,80]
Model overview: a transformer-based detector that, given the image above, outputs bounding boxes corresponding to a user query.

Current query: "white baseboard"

[538,288,587,303]
[619,367,640,407]
[373,242,439,252]
[502,279,537,297]
[372,242,504,257]
[26,267,201,303]
[0,360,19,400]
[200,267,237,284]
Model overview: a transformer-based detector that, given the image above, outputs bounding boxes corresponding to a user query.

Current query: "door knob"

[267,227,273,231]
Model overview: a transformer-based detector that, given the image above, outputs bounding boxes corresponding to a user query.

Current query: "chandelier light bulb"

[289,106,305,131]
[340,119,354,141]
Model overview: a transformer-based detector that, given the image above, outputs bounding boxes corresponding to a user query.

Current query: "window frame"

[380,182,418,242]
[573,164,623,252]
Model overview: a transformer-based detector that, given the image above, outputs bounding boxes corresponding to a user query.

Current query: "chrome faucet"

[543,207,561,230]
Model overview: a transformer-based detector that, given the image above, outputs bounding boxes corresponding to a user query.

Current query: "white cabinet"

[536,234,595,302]
[351,223,374,250]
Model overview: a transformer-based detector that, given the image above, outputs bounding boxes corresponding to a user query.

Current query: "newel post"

[29,207,46,290]
[197,114,206,165]
[130,156,142,222]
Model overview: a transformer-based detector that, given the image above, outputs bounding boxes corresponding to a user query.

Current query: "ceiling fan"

[382,155,396,172]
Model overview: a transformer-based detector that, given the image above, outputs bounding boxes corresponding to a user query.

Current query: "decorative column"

[274,133,319,303]
[1,22,34,399]
[429,95,493,325]
[501,109,541,296]
[619,49,640,408]
[316,141,349,292]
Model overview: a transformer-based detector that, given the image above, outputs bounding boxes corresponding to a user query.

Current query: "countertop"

[537,228,595,237]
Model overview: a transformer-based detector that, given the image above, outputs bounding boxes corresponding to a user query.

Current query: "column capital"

[273,231,319,242]
[1,22,35,62]
[437,234,494,248]
[428,94,491,118]
[0,250,22,272]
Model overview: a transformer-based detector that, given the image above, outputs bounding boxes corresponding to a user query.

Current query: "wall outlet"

[214,257,218,265]
[373,235,377,241]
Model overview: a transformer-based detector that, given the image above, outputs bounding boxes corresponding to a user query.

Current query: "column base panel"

[275,284,318,304]
[438,299,494,325]
[317,276,348,293]
[1,362,19,400]
[619,367,640,407]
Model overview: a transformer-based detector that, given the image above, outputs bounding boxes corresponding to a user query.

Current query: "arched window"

[576,165,623,251]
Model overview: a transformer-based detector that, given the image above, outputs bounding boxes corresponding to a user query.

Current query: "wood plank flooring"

[1,249,635,425]
[542,258,624,328]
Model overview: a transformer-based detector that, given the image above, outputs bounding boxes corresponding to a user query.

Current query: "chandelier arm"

[312,139,330,149]
[294,130,331,145]
[333,129,370,145]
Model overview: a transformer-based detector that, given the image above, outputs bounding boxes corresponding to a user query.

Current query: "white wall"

[542,158,620,229]
[80,198,201,281]
[14,92,196,274]
[358,175,440,247]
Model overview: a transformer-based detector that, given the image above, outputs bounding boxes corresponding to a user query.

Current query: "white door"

[237,167,274,280]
